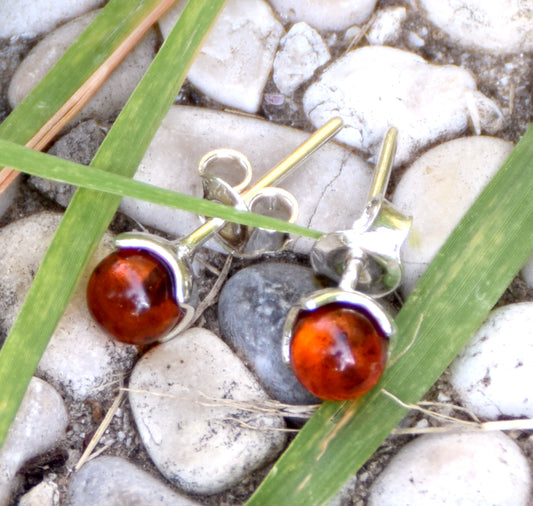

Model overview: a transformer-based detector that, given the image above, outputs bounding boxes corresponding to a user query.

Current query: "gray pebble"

[0,378,68,506]
[29,120,107,207]
[218,262,323,405]
[69,456,200,506]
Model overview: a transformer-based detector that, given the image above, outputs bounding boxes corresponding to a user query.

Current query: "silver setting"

[309,127,411,297]
[283,127,411,368]
[310,197,411,297]
[281,288,396,365]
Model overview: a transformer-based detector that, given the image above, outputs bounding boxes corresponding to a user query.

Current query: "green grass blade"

[247,126,533,505]
[0,0,227,450]
[0,138,321,238]
[0,0,167,144]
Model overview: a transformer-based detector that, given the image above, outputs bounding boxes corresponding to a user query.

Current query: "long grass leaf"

[0,138,321,238]
[247,126,533,504]
[0,0,226,450]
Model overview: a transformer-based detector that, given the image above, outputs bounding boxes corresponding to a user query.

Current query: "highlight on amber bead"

[87,248,183,345]
[289,302,388,401]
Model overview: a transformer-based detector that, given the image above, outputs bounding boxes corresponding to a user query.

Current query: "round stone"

[87,248,182,345]
[290,303,387,401]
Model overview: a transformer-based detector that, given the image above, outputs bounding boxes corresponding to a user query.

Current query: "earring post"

[368,126,398,201]
[180,117,344,251]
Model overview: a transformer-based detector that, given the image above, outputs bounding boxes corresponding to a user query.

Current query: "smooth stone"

[0,378,67,506]
[160,0,283,113]
[8,10,157,124]
[419,0,533,54]
[218,262,322,405]
[522,255,533,288]
[366,6,407,46]
[268,0,378,31]
[0,212,137,400]
[29,120,107,207]
[0,0,101,38]
[303,46,503,165]
[368,432,532,505]
[392,136,514,295]
[18,480,59,506]
[69,456,200,506]
[0,176,18,219]
[119,105,372,254]
[450,302,533,419]
[273,22,330,96]
[128,327,286,495]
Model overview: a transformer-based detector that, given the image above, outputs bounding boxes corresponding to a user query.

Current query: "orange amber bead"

[87,248,182,345]
[290,302,387,401]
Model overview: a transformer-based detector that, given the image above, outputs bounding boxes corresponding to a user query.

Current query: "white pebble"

[119,105,372,254]
[160,0,283,113]
[521,255,533,288]
[0,212,137,400]
[303,45,503,165]
[419,0,533,54]
[366,6,407,46]
[0,378,67,506]
[0,0,101,38]
[69,456,200,505]
[450,302,533,419]
[128,327,286,495]
[8,10,157,125]
[273,22,330,96]
[18,480,60,506]
[392,136,514,295]
[0,177,18,220]
[269,0,378,31]
[369,432,531,505]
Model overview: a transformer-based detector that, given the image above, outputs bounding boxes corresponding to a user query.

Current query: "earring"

[86,118,343,346]
[281,127,412,401]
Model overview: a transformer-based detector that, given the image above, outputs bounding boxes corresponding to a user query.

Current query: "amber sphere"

[87,248,182,345]
[290,302,387,401]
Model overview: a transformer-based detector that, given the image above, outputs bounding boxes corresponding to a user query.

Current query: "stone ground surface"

[1,0,533,504]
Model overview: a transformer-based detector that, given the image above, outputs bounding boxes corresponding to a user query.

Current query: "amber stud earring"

[281,127,412,401]
[87,118,344,346]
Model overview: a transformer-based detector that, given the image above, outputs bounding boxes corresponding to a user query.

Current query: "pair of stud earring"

[87,121,411,402]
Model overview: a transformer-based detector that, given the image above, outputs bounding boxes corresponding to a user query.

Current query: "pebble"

[273,22,330,96]
[29,120,107,207]
[18,479,59,506]
[392,136,514,295]
[0,377,68,506]
[119,105,372,254]
[160,0,283,114]
[0,0,101,38]
[128,327,286,495]
[366,6,407,46]
[419,0,533,54]
[8,10,158,124]
[0,177,18,220]
[449,302,533,419]
[0,212,137,400]
[69,456,200,506]
[368,432,532,505]
[303,45,503,164]
[268,0,378,31]
[522,256,533,288]
[218,262,322,405]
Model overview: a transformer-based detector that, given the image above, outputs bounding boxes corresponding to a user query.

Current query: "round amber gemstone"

[290,302,387,401]
[87,248,182,345]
